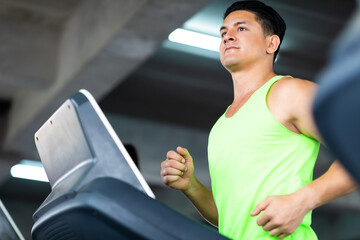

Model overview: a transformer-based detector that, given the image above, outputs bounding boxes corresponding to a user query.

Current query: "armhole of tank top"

[223,105,231,119]
[264,76,305,137]
[225,105,231,114]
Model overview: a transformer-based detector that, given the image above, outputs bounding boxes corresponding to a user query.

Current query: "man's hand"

[160,146,195,192]
[250,193,310,239]
[160,147,218,225]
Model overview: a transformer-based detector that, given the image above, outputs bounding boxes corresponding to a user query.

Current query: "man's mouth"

[225,46,239,52]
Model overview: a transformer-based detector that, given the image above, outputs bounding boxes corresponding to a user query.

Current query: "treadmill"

[31,89,228,240]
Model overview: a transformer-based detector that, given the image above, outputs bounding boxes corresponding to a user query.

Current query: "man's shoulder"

[270,76,317,98]
[267,76,318,119]
[275,76,316,89]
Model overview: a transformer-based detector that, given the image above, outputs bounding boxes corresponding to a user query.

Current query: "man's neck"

[230,66,276,103]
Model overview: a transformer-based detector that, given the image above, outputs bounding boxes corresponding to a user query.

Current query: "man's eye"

[221,32,227,37]
[238,27,245,31]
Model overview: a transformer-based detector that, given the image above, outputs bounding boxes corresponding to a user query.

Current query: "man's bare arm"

[251,78,358,239]
[295,161,357,210]
[289,78,358,205]
[161,147,218,226]
[182,176,218,226]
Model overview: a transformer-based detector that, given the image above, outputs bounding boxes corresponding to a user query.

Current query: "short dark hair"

[224,0,286,61]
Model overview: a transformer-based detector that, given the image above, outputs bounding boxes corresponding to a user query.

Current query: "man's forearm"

[296,160,358,211]
[182,176,218,226]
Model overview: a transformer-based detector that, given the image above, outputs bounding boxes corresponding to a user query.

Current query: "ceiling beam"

[2,0,211,156]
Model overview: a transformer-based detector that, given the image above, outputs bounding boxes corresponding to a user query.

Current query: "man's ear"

[266,35,280,55]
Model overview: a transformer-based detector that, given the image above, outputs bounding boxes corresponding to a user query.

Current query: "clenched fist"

[160,146,195,191]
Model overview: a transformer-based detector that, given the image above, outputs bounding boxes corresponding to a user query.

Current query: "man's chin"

[223,60,244,72]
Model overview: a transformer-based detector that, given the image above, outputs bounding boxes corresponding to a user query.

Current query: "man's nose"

[223,32,236,43]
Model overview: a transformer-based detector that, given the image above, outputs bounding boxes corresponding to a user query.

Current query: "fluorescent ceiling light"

[168,28,221,52]
[10,160,48,182]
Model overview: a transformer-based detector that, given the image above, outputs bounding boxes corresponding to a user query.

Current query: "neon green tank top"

[208,75,320,240]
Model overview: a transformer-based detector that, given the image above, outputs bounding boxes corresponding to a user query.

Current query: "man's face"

[219,10,268,71]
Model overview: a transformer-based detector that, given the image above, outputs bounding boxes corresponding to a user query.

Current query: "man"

[160,1,358,239]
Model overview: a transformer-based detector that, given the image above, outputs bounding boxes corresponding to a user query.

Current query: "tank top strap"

[254,75,293,102]
[262,75,293,93]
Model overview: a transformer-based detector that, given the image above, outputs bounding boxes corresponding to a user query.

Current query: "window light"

[10,160,48,182]
[168,28,221,52]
